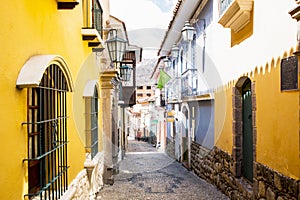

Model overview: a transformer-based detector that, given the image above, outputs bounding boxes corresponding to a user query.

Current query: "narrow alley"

[96,140,229,200]
[2,1,300,199]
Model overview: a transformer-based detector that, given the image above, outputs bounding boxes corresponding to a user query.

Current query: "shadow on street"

[97,139,229,200]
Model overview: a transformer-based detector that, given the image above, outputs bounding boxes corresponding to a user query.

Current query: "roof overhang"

[158,0,204,57]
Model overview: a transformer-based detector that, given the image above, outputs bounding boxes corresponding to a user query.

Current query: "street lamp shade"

[181,21,196,42]
[163,57,172,68]
[106,29,127,63]
[119,65,132,81]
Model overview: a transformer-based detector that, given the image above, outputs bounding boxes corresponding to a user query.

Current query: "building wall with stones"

[158,0,300,199]
[191,143,299,200]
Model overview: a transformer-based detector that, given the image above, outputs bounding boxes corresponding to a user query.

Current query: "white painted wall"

[196,0,298,89]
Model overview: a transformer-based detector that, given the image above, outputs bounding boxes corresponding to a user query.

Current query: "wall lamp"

[105,29,127,63]
[105,29,132,81]
[181,21,196,42]
[119,65,132,82]
[163,57,172,68]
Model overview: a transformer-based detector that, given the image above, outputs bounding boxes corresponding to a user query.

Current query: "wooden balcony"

[218,0,253,33]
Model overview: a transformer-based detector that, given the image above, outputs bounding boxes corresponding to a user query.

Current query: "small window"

[93,0,103,37]
[146,86,151,90]
[82,0,103,36]
[137,86,143,90]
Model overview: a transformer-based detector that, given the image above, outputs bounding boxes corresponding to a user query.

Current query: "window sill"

[57,0,79,9]
[289,4,300,21]
[81,28,104,47]
[218,0,253,33]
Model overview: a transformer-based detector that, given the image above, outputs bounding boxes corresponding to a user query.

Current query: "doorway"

[233,76,255,183]
[242,79,253,181]
[181,104,190,169]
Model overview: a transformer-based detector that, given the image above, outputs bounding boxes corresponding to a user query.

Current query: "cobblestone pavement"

[97,140,229,200]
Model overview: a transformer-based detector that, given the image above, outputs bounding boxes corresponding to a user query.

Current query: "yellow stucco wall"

[0,1,105,199]
[215,85,233,154]
[253,51,299,179]
[215,49,299,179]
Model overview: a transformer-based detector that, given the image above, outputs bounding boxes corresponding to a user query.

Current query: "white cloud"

[110,0,176,30]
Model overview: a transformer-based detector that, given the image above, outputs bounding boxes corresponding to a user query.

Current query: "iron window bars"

[93,0,103,37]
[85,86,99,159]
[83,0,103,37]
[23,64,69,199]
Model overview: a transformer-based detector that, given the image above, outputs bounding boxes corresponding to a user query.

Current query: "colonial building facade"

[0,0,140,199]
[156,0,300,199]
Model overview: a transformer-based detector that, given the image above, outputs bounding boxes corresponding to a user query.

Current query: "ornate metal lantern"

[106,29,127,63]
[119,65,132,81]
[181,21,196,42]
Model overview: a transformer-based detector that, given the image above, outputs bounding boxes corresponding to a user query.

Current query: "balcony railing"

[181,69,198,97]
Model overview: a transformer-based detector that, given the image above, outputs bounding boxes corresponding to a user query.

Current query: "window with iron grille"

[85,86,99,159]
[93,0,103,37]
[24,64,69,199]
[82,0,103,36]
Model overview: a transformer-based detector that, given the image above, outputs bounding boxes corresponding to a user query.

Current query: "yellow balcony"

[218,0,253,33]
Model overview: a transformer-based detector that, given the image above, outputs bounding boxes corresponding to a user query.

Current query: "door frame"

[232,76,257,182]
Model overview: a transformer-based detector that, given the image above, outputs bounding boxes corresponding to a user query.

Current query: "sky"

[110,0,178,59]
[110,0,177,30]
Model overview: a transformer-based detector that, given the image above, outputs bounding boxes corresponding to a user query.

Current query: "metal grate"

[23,64,69,199]
[93,0,103,37]
[85,86,99,159]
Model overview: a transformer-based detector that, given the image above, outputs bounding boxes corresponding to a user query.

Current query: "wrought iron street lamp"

[119,65,132,82]
[106,29,127,63]
[181,21,196,42]
[105,29,132,81]
[163,57,172,68]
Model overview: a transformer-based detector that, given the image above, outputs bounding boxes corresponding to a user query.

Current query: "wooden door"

[242,81,253,182]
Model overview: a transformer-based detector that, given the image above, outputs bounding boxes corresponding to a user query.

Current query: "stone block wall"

[191,142,252,199]
[87,152,104,198]
[60,152,105,200]
[255,163,299,200]
[191,142,300,200]
[32,169,90,200]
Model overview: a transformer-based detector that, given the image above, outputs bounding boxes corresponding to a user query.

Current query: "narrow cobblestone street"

[96,140,229,200]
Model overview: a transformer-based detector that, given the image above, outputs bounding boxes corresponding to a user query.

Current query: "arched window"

[17,55,73,199]
[85,85,99,159]
[26,64,69,198]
